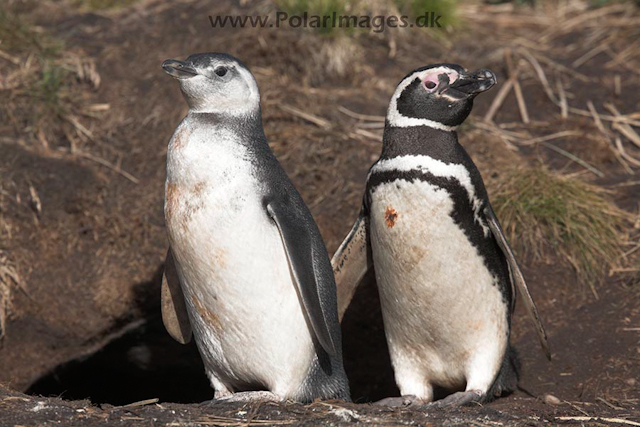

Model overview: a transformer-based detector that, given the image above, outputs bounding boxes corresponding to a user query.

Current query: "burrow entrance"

[27,274,399,405]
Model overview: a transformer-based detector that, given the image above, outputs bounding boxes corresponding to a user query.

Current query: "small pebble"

[626,378,636,387]
[543,394,561,405]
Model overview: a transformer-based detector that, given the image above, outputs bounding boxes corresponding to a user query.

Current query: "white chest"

[368,178,507,388]
[163,122,315,396]
[165,125,259,240]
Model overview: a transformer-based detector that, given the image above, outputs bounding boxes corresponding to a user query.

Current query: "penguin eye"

[425,81,437,90]
[214,67,228,77]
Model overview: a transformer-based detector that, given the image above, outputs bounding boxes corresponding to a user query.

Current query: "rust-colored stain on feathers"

[165,182,206,230]
[165,183,179,223]
[171,127,192,150]
[191,296,224,333]
[385,206,399,228]
[192,181,206,197]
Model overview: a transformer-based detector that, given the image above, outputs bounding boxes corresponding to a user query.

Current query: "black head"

[162,53,259,115]
[387,63,497,129]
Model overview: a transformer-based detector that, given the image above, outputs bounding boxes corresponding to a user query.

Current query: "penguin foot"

[199,391,282,407]
[216,391,282,403]
[426,390,484,408]
[375,395,421,408]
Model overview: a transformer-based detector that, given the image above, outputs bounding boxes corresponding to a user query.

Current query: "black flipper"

[330,208,373,321]
[484,206,551,360]
[266,199,338,357]
[161,248,193,344]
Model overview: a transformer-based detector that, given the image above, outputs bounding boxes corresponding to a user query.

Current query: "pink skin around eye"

[423,71,459,91]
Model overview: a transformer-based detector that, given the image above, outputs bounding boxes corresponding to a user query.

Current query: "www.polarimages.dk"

[209,12,443,32]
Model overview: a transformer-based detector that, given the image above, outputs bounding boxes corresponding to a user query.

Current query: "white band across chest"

[370,155,490,236]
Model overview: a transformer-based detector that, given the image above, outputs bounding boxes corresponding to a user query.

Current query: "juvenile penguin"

[332,64,549,407]
[160,53,349,403]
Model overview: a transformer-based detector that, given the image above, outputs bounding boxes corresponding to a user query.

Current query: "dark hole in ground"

[26,272,400,405]
[27,318,213,405]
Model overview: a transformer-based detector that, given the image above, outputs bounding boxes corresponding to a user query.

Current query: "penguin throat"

[187,101,260,117]
[187,109,265,137]
[387,112,458,132]
[381,125,460,159]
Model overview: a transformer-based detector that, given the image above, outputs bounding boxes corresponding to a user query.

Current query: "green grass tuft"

[492,168,627,291]
[395,0,459,29]
[29,63,68,118]
[275,0,349,34]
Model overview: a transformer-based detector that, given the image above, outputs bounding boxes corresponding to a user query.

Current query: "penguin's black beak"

[441,69,497,100]
[162,59,198,79]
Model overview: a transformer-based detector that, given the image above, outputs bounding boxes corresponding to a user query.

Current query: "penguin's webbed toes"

[375,395,421,408]
[425,390,485,409]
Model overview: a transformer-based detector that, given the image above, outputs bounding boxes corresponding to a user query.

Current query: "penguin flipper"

[484,206,551,360]
[161,247,193,344]
[266,201,338,357]
[331,208,372,321]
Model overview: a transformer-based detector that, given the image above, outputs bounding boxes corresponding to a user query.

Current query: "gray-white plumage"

[333,64,549,407]
[160,53,349,403]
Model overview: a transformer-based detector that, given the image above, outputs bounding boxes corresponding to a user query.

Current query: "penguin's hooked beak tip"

[162,59,198,79]
[446,68,497,99]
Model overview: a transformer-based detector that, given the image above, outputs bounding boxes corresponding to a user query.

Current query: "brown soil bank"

[0,0,639,425]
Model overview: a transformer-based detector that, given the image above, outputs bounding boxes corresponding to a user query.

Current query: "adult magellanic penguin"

[332,64,549,407]
[160,52,349,403]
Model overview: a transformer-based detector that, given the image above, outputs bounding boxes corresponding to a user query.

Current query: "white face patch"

[180,62,260,116]
[387,66,460,131]
[369,154,490,236]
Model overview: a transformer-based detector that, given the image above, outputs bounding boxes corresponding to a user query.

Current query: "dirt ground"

[0,0,639,425]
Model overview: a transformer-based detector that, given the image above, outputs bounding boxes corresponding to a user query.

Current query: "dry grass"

[0,165,24,342]
[0,4,101,151]
[2,57,100,151]
[309,35,363,83]
[70,0,138,10]
[623,214,640,289]
[0,250,21,340]
[0,3,105,339]
[0,7,61,56]
[395,0,459,28]
[492,167,629,293]
[453,0,640,292]
[460,0,640,169]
